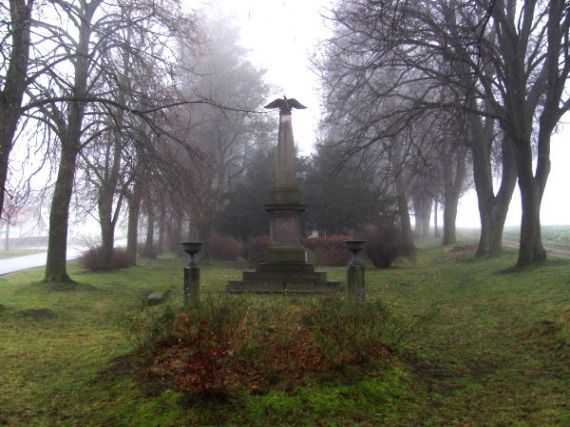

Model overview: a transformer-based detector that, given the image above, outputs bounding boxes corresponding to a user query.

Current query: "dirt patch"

[19,308,57,320]
[519,320,569,362]
[450,244,477,253]
[94,352,170,398]
[442,244,477,262]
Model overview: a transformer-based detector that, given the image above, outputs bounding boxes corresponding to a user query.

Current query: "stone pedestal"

[184,266,200,306]
[347,265,365,305]
[229,98,340,294]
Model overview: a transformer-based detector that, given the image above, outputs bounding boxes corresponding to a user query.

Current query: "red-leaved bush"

[135,297,395,400]
[303,235,351,266]
[247,235,271,265]
[209,233,241,261]
[80,246,131,271]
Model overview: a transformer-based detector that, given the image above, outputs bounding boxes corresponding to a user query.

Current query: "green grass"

[0,248,569,425]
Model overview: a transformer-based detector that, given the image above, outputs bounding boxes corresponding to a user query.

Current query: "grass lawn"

[0,246,569,426]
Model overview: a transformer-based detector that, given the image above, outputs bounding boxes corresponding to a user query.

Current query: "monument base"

[229,261,341,294]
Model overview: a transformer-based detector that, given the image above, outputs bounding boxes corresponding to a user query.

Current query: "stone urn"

[181,241,203,267]
[345,240,367,266]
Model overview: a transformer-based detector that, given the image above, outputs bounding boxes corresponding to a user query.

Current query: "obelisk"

[263,96,306,263]
[228,96,340,293]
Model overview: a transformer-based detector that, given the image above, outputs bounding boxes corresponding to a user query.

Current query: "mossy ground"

[0,246,569,426]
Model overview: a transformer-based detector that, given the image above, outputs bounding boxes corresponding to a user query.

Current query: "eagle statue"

[264,96,307,113]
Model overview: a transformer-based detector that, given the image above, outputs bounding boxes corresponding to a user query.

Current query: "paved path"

[0,245,86,276]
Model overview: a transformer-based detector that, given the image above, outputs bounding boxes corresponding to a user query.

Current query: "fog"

[1,0,568,268]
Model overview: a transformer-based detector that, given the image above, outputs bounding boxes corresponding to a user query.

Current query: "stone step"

[242,270,328,283]
[255,262,316,274]
[228,280,341,294]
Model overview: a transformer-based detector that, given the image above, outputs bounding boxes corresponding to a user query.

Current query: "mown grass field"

[0,245,569,426]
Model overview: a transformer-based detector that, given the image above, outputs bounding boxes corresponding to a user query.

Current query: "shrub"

[247,235,271,265]
[363,224,416,268]
[128,296,407,399]
[80,246,131,271]
[147,297,253,398]
[301,297,391,364]
[209,233,241,261]
[123,305,178,355]
[303,235,351,266]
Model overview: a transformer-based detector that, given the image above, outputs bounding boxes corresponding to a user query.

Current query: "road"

[0,245,87,276]
[0,239,129,276]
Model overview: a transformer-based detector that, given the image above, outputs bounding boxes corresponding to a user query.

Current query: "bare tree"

[321,0,570,267]
[32,0,193,282]
[177,16,271,261]
[0,1,35,220]
[1,177,31,250]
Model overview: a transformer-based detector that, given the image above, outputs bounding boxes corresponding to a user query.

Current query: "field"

[503,225,570,248]
[0,245,569,426]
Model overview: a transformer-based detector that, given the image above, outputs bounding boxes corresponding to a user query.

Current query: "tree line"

[2,0,568,280]
[316,0,570,268]
[1,1,272,282]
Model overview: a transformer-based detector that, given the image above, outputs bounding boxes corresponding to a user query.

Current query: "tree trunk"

[0,0,34,221]
[45,143,78,282]
[397,193,414,251]
[468,112,517,256]
[441,146,466,246]
[97,147,122,270]
[126,188,141,266]
[4,220,9,251]
[433,199,439,237]
[442,197,457,245]
[167,214,183,254]
[475,135,517,256]
[517,177,545,267]
[157,206,166,255]
[514,137,547,267]
[413,193,432,238]
[142,206,156,258]
[99,206,115,269]
[44,0,99,283]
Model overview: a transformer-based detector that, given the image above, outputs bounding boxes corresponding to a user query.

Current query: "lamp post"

[181,241,203,307]
[345,240,366,305]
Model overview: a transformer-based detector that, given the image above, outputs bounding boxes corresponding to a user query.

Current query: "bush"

[209,233,241,261]
[123,305,178,355]
[127,296,408,399]
[303,235,351,266]
[80,246,131,271]
[301,298,391,364]
[247,235,271,265]
[363,224,416,268]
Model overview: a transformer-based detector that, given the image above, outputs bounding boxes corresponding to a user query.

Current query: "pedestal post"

[181,241,203,306]
[184,266,200,307]
[347,264,365,305]
[345,240,366,305]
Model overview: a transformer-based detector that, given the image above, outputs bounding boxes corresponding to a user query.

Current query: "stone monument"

[229,97,340,293]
